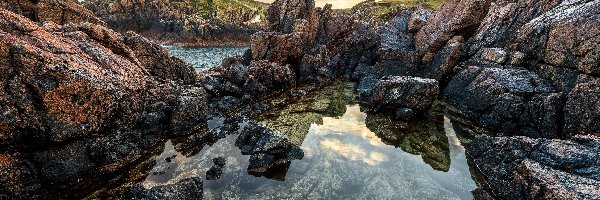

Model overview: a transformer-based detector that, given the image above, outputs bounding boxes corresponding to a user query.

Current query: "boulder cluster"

[204,0,600,198]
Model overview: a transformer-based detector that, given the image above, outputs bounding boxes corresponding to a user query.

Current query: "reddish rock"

[407,7,432,33]
[0,0,105,26]
[415,0,491,63]
[267,0,315,33]
[0,7,207,198]
[251,32,303,65]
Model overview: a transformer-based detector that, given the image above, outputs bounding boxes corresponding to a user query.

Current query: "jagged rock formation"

[0,1,208,198]
[402,0,599,199]
[441,0,600,139]
[83,0,269,45]
[0,0,106,26]
[467,135,600,199]
[358,76,439,120]
[200,0,381,112]
[0,0,598,199]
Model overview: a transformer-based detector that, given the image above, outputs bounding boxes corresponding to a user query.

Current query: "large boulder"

[359,76,439,120]
[443,66,558,137]
[0,5,207,199]
[466,135,600,199]
[251,32,303,65]
[509,0,600,76]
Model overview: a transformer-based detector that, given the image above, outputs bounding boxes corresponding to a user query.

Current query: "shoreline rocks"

[82,0,268,46]
[466,135,600,199]
[0,1,208,198]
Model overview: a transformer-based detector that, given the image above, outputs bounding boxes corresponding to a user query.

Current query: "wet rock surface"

[127,177,204,200]
[205,157,226,180]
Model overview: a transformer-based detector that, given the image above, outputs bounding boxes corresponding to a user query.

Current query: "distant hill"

[346,0,448,23]
[83,0,270,46]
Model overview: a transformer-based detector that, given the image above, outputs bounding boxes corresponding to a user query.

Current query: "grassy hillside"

[346,0,449,22]
[184,0,269,22]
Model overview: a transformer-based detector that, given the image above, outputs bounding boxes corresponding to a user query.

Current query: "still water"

[144,81,476,199]
[165,46,248,71]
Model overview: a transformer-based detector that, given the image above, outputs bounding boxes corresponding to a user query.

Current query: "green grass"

[343,0,450,22]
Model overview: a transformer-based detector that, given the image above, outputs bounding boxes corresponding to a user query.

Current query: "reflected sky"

[143,105,477,199]
[255,0,367,9]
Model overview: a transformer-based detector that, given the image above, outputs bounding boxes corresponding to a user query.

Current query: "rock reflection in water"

[365,102,451,171]
[142,102,476,199]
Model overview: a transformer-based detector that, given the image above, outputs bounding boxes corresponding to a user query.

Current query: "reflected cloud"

[314,105,389,166]
[319,138,388,166]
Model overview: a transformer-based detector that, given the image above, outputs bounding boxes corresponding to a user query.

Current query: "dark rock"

[127,177,203,200]
[235,121,304,180]
[422,36,464,83]
[510,0,600,76]
[466,135,600,199]
[251,32,303,65]
[206,157,226,180]
[359,76,439,117]
[395,108,415,121]
[407,7,431,33]
[565,75,600,137]
[443,66,556,137]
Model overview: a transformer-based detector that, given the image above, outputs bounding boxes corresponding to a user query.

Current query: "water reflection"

[143,102,476,199]
[165,46,248,71]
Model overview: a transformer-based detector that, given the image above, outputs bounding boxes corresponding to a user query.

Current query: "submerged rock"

[206,157,226,180]
[236,121,304,180]
[127,177,204,200]
[365,103,451,172]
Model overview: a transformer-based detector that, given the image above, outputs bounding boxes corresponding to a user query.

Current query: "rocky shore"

[0,0,598,199]
[200,0,600,198]
[0,0,208,198]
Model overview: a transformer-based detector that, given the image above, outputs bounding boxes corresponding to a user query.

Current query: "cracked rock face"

[0,3,207,198]
[358,76,439,120]
[267,0,315,33]
[466,135,600,199]
[0,0,106,26]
